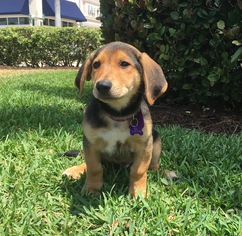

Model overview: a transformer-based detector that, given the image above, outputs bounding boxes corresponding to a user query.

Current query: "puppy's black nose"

[96,80,112,94]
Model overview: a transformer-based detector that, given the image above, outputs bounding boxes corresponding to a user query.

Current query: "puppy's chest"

[97,125,130,154]
[92,121,138,162]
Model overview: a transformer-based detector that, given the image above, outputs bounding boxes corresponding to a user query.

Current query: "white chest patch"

[97,128,130,154]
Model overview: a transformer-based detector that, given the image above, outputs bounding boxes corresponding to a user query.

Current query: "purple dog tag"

[129,111,144,135]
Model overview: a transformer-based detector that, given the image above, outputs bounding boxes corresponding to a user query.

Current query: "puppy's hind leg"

[62,163,87,180]
[149,129,161,171]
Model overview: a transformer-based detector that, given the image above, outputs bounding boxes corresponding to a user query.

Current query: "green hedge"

[0,27,102,67]
[99,0,242,105]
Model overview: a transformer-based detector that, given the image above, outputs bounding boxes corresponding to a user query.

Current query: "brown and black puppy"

[62,42,168,197]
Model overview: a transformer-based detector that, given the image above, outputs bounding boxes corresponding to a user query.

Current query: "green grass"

[0,70,241,235]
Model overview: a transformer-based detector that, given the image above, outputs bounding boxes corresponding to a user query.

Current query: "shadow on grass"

[0,84,92,137]
[0,104,84,137]
[18,78,93,101]
[61,164,130,215]
[18,83,83,101]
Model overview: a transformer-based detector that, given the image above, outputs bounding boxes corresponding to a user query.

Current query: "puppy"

[62,42,168,197]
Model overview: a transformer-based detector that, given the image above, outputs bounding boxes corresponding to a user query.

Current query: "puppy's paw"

[164,169,178,180]
[86,188,102,196]
[129,189,147,199]
[62,164,86,180]
[85,180,103,196]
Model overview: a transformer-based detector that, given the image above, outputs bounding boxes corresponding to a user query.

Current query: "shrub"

[0,27,102,67]
[99,0,242,105]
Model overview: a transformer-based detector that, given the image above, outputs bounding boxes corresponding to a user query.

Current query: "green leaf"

[130,20,138,29]
[159,45,166,53]
[217,20,225,30]
[170,11,179,21]
[222,52,228,60]
[182,83,193,90]
[147,5,157,12]
[207,73,219,82]
[160,178,169,186]
[159,53,170,60]
[160,26,166,36]
[231,47,242,63]
[197,9,208,19]
[169,28,176,36]
[148,33,162,40]
[232,40,242,46]
[143,23,153,29]
[179,2,188,7]
[94,212,109,222]
[199,57,208,66]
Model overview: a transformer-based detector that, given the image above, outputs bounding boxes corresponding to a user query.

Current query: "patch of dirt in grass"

[151,103,242,135]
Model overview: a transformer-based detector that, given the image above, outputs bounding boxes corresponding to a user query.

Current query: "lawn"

[0,69,241,235]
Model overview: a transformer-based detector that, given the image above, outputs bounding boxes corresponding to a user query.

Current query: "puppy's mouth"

[93,89,127,101]
[93,80,129,101]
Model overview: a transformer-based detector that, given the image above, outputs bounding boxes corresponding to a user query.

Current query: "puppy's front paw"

[62,164,86,180]
[86,187,102,196]
[164,169,178,180]
[129,176,147,198]
[129,186,146,198]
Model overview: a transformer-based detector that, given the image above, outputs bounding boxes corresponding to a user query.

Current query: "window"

[43,18,48,25]
[0,18,7,25]
[62,21,74,27]
[44,18,55,26]
[86,4,100,18]
[0,17,29,26]
[19,17,29,25]
[43,18,74,27]
[49,19,55,26]
[8,17,18,25]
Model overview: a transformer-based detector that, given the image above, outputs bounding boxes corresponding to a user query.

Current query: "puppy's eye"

[120,61,130,68]
[93,61,100,69]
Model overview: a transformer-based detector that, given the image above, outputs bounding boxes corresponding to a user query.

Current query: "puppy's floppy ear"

[139,53,168,105]
[75,52,95,96]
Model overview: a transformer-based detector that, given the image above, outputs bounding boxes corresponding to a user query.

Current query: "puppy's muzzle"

[96,80,112,95]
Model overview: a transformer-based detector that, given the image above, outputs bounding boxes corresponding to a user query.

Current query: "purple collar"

[107,110,144,136]
[106,114,133,122]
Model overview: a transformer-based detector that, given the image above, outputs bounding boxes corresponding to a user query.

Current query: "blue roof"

[0,0,29,15]
[0,0,86,22]
[43,0,86,22]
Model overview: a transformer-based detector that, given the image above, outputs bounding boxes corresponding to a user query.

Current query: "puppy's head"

[75,42,167,109]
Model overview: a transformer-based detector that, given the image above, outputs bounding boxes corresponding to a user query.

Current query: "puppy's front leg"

[129,138,153,198]
[129,167,148,197]
[84,145,103,195]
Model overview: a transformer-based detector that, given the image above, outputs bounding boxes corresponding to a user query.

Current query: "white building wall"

[68,0,101,28]
[29,0,44,26]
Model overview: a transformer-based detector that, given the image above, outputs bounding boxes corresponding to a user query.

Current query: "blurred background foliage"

[0,27,101,67]
[99,0,242,106]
